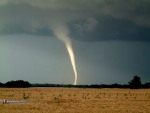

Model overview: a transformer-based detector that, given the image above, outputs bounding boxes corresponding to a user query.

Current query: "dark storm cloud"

[0,0,150,41]
[70,15,150,41]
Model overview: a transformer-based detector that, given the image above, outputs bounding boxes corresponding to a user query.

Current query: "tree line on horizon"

[0,76,150,89]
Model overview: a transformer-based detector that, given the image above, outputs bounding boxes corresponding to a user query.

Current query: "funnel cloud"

[50,22,78,85]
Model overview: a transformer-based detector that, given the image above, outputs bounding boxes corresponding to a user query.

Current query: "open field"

[0,88,150,113]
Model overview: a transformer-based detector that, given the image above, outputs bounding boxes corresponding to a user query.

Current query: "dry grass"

[0,88,150,113]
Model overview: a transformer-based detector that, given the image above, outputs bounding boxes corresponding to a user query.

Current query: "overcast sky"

[0,0,150,85]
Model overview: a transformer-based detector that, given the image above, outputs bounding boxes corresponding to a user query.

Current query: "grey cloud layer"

[0,0,150,41]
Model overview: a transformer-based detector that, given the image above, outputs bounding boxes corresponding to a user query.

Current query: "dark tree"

[143,82,150,88]
[128,76,142,89]
[4,80,31,88]
[0,82,3,87]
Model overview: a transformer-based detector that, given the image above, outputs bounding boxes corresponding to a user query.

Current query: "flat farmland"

[0,88,150,113]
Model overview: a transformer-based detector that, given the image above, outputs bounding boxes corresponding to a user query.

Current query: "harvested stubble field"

[0,88,150,113]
